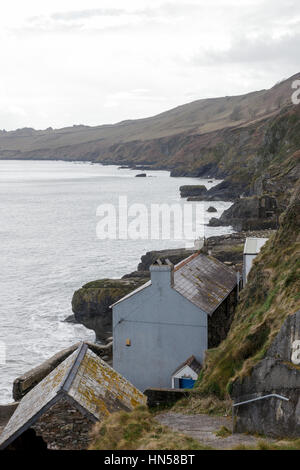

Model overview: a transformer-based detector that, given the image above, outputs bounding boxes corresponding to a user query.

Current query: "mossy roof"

[0,343,146,450]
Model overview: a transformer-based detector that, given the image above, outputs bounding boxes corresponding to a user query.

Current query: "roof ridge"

[174,251,200,272]
[59,342,88,393]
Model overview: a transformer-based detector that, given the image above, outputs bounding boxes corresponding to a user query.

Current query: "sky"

[1,0,300,130]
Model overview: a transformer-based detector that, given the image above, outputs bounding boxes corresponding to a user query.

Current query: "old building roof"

[112,252,237,315]
[0,343,146,450]
[172,355,202,376]
[243,237,268,255]
[173,252,237,315]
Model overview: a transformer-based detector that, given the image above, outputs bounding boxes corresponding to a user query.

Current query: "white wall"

[243,253,257,284]
[113,277,207,392]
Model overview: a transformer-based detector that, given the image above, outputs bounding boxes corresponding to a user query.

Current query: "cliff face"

[196,180,300,399]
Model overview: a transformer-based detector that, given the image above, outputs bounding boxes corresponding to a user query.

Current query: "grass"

[215,426,232,438]
[89,406,212,450]
[172,393,232,416]
[233,439,300,450]
[89,404,300,450]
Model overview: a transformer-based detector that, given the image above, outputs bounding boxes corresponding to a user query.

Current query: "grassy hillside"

[0,73,298,159]
[195,180,300,399]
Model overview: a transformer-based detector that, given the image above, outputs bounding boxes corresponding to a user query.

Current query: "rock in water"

[179,185,207,198]
[207,206,217,212]
[135,173,147,177]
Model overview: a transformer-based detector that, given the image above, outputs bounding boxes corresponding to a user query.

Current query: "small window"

[126,338,131,347]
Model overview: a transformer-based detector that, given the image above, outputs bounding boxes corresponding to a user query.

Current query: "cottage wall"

[113,283,207,392]
[32,397,94,450]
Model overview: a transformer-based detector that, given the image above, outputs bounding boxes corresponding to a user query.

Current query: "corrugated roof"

[172,355,202,376]
[0,343,146,450]
[243,237,268,255]
[173,253,237,316]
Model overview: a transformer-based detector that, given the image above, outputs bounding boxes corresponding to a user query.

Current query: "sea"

[0,160,233,403]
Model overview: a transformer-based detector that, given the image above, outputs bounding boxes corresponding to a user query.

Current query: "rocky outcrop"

[231,310,300,438]
[188,180,246,202]
[208,195,279,230]
[137,248,196,271]
[72,278,147,342]
[179,185,207,198]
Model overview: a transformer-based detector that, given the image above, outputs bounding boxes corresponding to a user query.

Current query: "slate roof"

[173,252,237,315]
[0,343,146,450]
[112,252,237,316]
[172,355,202,376]
[243,237,268,255]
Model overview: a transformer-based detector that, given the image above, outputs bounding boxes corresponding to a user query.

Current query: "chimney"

[149,258,174,288]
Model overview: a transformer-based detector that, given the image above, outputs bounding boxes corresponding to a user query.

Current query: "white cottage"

[112,253,238,392]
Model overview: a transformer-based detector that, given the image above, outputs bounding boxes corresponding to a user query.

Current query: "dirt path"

[156,412,268,450]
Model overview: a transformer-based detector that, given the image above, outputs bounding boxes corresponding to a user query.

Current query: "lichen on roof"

[0,343,146,450]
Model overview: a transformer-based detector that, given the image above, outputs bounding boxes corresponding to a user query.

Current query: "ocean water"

[0,160,233,403]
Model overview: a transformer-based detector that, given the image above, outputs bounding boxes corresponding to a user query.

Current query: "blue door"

[179,378,195,389]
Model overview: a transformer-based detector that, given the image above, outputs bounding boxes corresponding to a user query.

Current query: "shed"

[243,237,268,284]
[171,356,202,389]
[0,343,146,450]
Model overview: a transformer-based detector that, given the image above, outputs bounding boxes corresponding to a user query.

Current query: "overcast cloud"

[0,0,299,130]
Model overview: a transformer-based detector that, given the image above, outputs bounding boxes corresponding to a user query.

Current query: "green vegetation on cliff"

[195,180,300,399]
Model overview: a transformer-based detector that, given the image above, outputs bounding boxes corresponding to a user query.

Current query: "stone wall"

[144,388,190,408]
[208,287,238,349]
[32,397,95,450]
[231,310,300,438]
